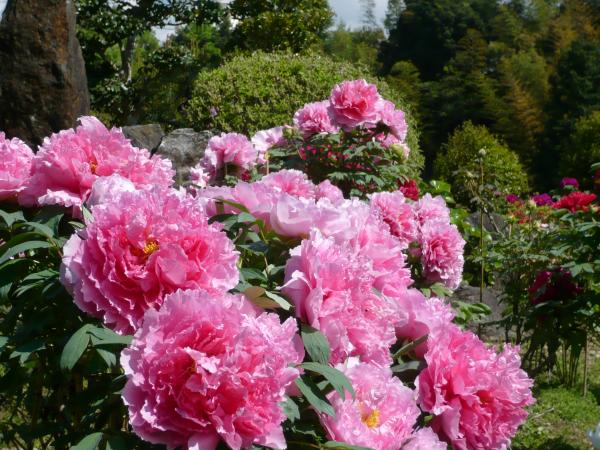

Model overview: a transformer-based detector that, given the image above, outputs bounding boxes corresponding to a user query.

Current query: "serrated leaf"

[301,324,331,364]
[295,375,335,417]
[300,362,355,400]
[70,432,103,450]
[60,324,92,370]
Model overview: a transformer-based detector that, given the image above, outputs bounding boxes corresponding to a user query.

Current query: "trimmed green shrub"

[187,51,424,179]
[435,121,529,207]
[562,110,600,180]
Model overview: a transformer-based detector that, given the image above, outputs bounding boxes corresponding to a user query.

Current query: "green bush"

[187,51,424,179]
[562,111,600,181]
[435,121,529,207]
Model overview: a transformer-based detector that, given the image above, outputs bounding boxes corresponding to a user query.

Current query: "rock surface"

[122,124,164,153]
[155,129,214,184]
[0,0,90,147]
[451,284,507,340]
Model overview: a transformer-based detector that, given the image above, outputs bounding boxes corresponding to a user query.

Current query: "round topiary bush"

[435,121,529,207]
[187,51,423,179]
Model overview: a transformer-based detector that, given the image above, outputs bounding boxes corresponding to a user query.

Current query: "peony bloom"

[370,191,417,248]
[419,222,465,290]
[293,101,340,137]
[531,193,553,207]
[392,289,455,358]
[18,116,173,216]
[414,194,451,230]
[251,126,286,162]
[399,179,419,201]
[190,165,211,190]
[315,179,344,203]
[402,428,447,450]
[560,177,579,189]
[260,169,316,199]
[553,191,597,213]
[121,289,303,450]
[0,132,34,202]
[417,324,534,450]
[200,132,258,179]
[60,187,239,334]
[87,174,136,208]
[283,230,397,365]
[378,100,408,142]
[320,359,420,450]
[328,79,383,129]
[528,268,582,305]
[505,194,520,204]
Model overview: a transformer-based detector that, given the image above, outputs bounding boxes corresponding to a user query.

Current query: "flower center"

[143,239,159,255]
[90,160,98,174]
[361,409,380,428]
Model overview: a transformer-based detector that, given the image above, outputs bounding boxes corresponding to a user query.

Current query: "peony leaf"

[281,396,300,422]
[295,375,335,417]
[70,432,103,450]
[324,441,374,450]
[300,324,331,364]
[263,290,292,310]
[0,240,53,266]
[60,324,92,371]
[300,362,355,400]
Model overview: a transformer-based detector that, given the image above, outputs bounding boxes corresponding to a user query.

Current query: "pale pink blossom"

[315,180,344,203]
[87,174,136,208]
[190,165,211,189]
[251,126,286,162]
[414,194,451,230]
[121,289,303,450]
[293,100,340,137]
[379,100,408,141]
[328,79,383,129]
[0,132,34,201]
[417,324,535,450]
[369,191,418,248]
[200,132,258,179]
[320,359,420,450]
[283,230,397,365]
[419,223,465,290]
[402,428,447,450]
[260,169,316,199]
[60,187,239,334]
[18,116,173,216]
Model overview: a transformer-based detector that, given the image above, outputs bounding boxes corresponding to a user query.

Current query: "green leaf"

[281,396,300,423]
[88,326,133,346]
[240,268,267,282]
[96,348,117,367]
[295,375,335,417]
[82,205,94,223]
[324,442,373,450]
[263,290,292,310]
[9,340,46,364]
[0,240,53,265]
[106,436,128,450]
[70,432,103,450]
[300,362,355,400]
[392,334,428,359]
[0,209,24,227]
[14,221,55,239]
[301,324,331,364]
[61,324,92,370]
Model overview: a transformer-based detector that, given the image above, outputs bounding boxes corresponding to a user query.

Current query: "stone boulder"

[451,284,507,340]
[0,0,89,147]
[122,124,164,153]
[155,129,214,184]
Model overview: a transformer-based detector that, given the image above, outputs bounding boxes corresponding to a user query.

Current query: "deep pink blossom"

[200,132,258,179]
[328,79,383,129]
[283,230,397,365]
[531,193,553,207]
[60,187,239,334]
[414,194,451,230]
[293,101,340,137]
[419,223,465,289]
[18,116,173,216]
[417,325,534,450]
[529,268,582,305]
[402,428,447,450]
[505,194,520,204]
[320,360,420,450]
[121,289,303,450]
[560,177,579,189]
[399,179,419,201]
[370,191,417,247]
[0,132,34,201]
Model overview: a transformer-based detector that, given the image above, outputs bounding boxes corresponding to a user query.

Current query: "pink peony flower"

[293,100,340,137]
[379,100,408,141]
[60,187,239,334]
[190,165,211,189]
[316,179,344,203]
[370,191,417,247]
[531,193,553,207]
[320,359,420,450]
[414,194,451,230]
[402,428,448,450]
[251,126,286,162]
[200,132,258,179]
[553,191,597,213]
[0,132,34,202]
[419,222,465,290]
[417,324,535,450]
[560,177,579,189]
[260,169,316,199]
[505,194,520,204]
[121,289,303,450]
[392,289,455,358]
[18,116,174,216]
[328,79,383,129]
[87,174,136,208]
[269,194,318,237]
[283,230,397,365]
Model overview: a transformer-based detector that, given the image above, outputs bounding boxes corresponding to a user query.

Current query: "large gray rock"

[466,212,507,234]
[155,129,214,184]
[451,284,507,340]
[0,0,89,147]
[122,124,164,153]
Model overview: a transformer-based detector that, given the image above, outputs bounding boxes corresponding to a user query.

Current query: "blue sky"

[0,1,388,34]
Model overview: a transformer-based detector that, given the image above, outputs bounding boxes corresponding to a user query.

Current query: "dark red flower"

[399,179,419,201]
[553,191,597,212]
[529,268,582,305]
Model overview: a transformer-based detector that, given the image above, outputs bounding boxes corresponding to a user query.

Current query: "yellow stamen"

[361,409,380,428]
[90,161,98,174]
[143,239,159,255]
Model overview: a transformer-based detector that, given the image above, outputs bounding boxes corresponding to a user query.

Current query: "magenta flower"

[531,193,553,206]
[328,79,383,129]
[0,132,34,202]
[399,179,419,201]
[370,191,417,247]
[560,177,579,189]
[18,116,173,216]
[121,289,303,450]
[293,100,340,137]
[505,194,520,204]
[283,230,397,365]
[199,132,258,179]
[417,325,534,450]
[402,428,447,450]
[60,187,239,334]
[320,359,420,450]
[419,222,465,290]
